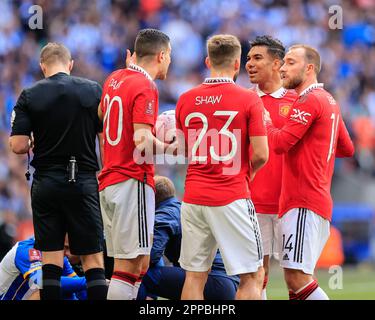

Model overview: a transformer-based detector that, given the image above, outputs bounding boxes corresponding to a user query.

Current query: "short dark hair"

[249,35,285,60]
[134,29,170,59]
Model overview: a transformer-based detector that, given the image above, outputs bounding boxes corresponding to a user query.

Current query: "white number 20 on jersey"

[103,94,123,146]
[185,111,238,162]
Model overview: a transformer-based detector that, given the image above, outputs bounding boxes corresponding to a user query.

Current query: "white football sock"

[133,281,141,299]
[107,278,134,300]
[262,289,267,300]
[295,279,329,300]
[305,286,329,300]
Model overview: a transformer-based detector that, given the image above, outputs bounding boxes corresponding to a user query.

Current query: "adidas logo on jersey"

[283,253,289,261]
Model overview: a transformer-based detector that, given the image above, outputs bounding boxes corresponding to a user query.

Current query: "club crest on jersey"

[279,104,291,118]
[145,100,155,115]
[29,249,42,262]
[290,108,311,125]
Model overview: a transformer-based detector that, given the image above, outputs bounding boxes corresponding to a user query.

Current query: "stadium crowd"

[0,0,374,258]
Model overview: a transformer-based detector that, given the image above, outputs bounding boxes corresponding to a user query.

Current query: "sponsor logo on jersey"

[29,249,42,262]
[279,104,291,118]
[30,261,42,269]
[327,95,336,105]
[290,108,311,125]
[283,253,289,261]
[145,100,155,115]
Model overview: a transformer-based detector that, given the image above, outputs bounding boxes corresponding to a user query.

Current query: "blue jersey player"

[0,237,87,300]
[137,176,239,300]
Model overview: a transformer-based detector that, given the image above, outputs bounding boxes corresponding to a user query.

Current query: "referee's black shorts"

[31,169,104,255]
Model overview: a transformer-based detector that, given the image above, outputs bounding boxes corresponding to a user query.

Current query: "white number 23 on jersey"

[184,111,238,162]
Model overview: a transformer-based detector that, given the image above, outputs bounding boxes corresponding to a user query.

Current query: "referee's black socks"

[41,264,63,300]
[85,268,108,300]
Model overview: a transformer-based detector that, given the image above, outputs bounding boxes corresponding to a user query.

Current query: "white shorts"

[179,199,263,276]
[257,213,280,259]
[99,178,155,259]
[279,208,330,275]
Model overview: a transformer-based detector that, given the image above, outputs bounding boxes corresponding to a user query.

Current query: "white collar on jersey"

[128,63,153,82]
[203,77,235,84]
[299,83,324,97]
[255,85,287,99]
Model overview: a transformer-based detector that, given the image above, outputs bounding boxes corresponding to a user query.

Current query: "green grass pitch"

[266,262,375,300]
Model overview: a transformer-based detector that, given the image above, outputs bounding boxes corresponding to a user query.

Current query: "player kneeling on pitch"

[0,236,87,300]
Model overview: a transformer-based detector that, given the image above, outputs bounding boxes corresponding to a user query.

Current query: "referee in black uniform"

[9,43,107,300]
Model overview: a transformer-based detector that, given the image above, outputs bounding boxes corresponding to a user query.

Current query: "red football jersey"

[250,87,297,214]
[176,78,267,206]
[266,84,354,221]
[98,64,158,191]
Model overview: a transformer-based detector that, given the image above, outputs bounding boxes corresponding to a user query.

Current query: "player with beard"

[265,45,354,300]
[246,36,297,300]
[176,34,269,300]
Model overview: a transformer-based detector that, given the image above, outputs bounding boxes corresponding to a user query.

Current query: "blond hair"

[207,34,241,69]
[40,42,72,66]
[155,176,176,204]
[289,44,321,75]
